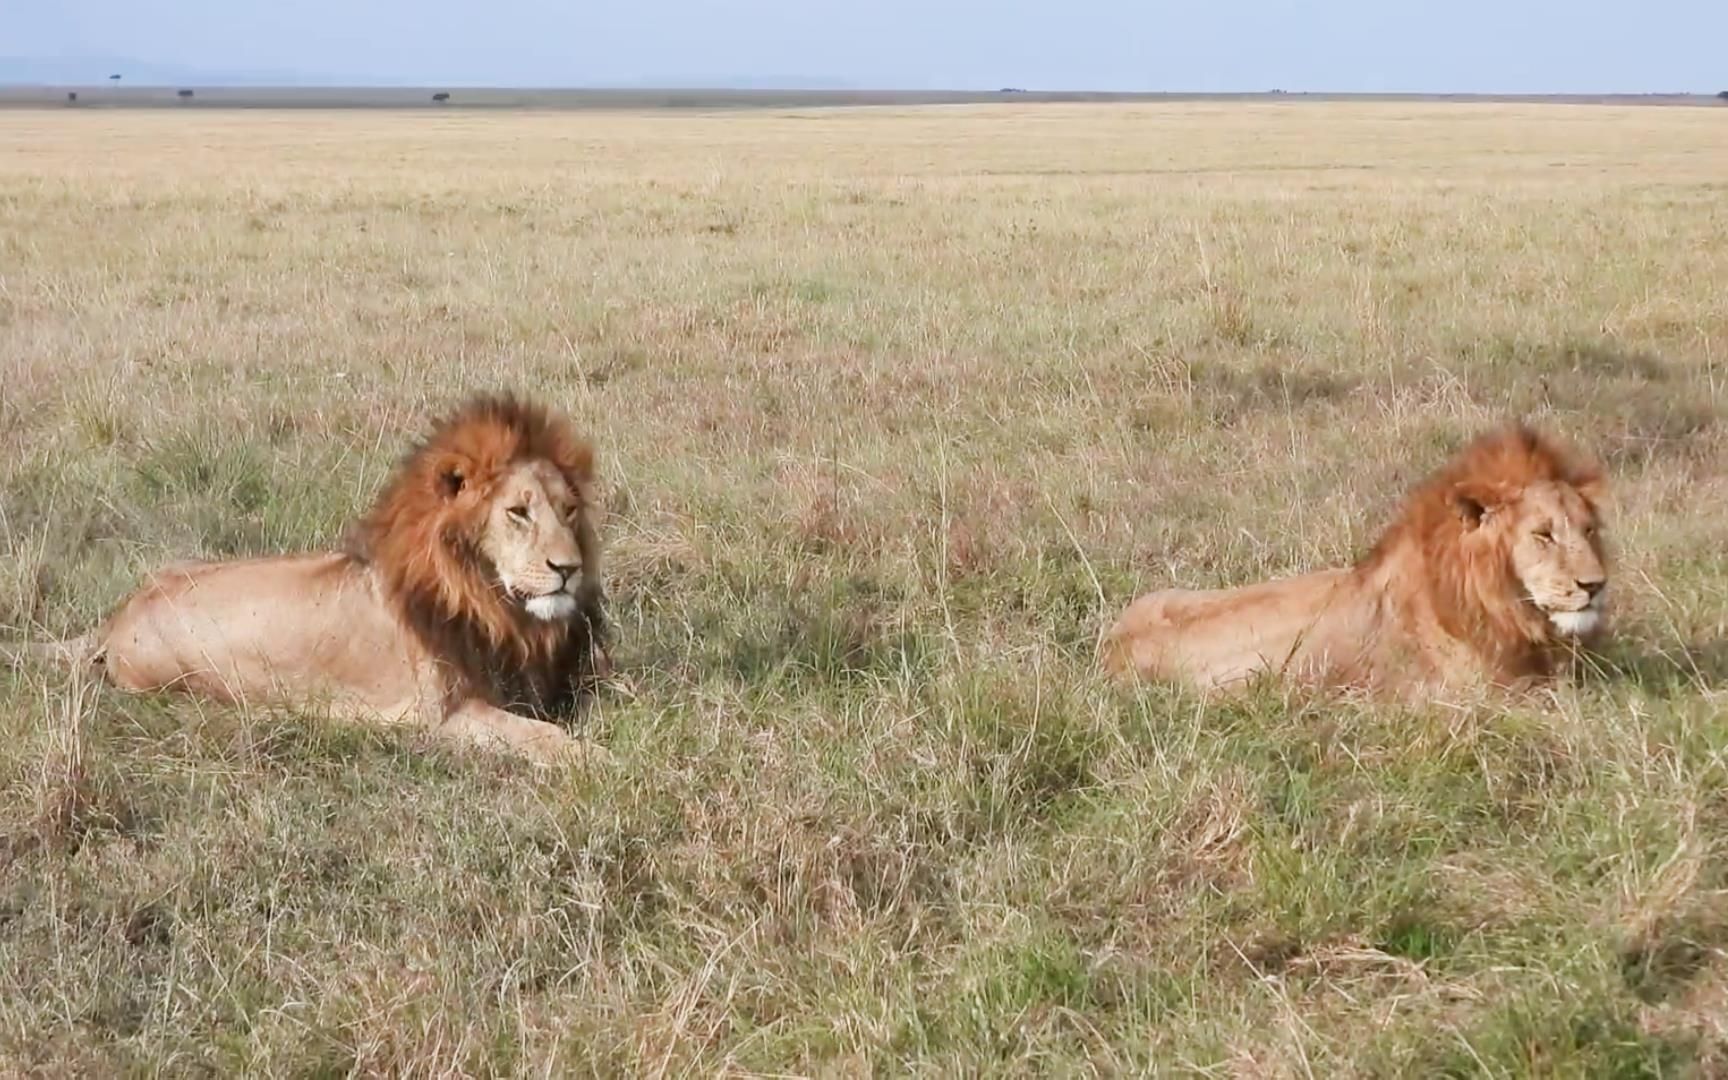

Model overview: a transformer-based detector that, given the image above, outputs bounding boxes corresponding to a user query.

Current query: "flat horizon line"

[4,83,1721,94]
[3,85,1723,111]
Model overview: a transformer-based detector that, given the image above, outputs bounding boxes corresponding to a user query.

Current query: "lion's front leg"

[440,699,612,766]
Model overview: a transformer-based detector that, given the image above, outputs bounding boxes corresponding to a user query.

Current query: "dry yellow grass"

[2,103,1727,1073]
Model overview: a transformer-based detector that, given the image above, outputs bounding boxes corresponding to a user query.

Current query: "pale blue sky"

[7,0,1724,92]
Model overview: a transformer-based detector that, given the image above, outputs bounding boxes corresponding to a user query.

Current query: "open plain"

[2,102,1727,1073]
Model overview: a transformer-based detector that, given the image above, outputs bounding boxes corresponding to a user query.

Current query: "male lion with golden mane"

[1103,424,1609,697]
[34,394,611,763]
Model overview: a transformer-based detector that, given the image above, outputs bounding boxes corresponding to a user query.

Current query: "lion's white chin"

[1548,608,1601,638]
[524,593,577,621]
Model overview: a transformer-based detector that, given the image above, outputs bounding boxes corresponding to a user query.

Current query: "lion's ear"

[434,456,469,500]
[560,443,597,506]
[1452,480,1512,530]
[1571,466,1608,511]
[565,442,596,484]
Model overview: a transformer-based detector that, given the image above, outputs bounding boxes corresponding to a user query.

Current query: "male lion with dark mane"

[1103,424,1609,697]
[30,394,611,763]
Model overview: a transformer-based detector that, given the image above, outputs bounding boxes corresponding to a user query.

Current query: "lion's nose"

[547,560,579,583]
[1579,579,1606,600]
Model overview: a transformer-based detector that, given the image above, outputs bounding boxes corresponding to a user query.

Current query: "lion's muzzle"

[523,591,579,621]
[1546,586,1606,638]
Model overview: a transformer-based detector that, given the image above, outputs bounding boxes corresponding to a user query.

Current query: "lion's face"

[1483,481,1608,639]
[477,461,590,622]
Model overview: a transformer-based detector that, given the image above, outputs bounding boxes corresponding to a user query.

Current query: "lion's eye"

[507,505,530,523]
[1534,528,1554,543]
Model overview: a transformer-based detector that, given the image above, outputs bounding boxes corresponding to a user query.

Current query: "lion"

[22,394,612,763]
[1102,424,1610,697]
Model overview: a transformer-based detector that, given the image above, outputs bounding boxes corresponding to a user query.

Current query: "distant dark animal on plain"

[432,92,451,103]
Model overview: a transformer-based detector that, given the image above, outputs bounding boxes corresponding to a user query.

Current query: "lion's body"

[1107,569,1375,691]
[1104,426,1609,697]
[97,554,431,714]
[65,396,610,762]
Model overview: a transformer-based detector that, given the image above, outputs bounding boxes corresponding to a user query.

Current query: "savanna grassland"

[2,103,1727,1075]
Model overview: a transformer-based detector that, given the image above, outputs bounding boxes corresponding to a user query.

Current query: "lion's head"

[351,394,607,714]
[1474,473,1608,640]
[1368,423,1609,658]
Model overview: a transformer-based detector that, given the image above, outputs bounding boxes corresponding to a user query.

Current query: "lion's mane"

[1361,423,1607,679]
[350,394,607,717]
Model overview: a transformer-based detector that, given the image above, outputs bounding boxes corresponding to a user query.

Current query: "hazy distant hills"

[0,55,858,90]
[0,55,355,87]
[1,55,1718,108]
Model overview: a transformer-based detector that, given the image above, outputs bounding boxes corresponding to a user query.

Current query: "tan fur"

[61,394,611,763]
[1104,424,1610,698]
